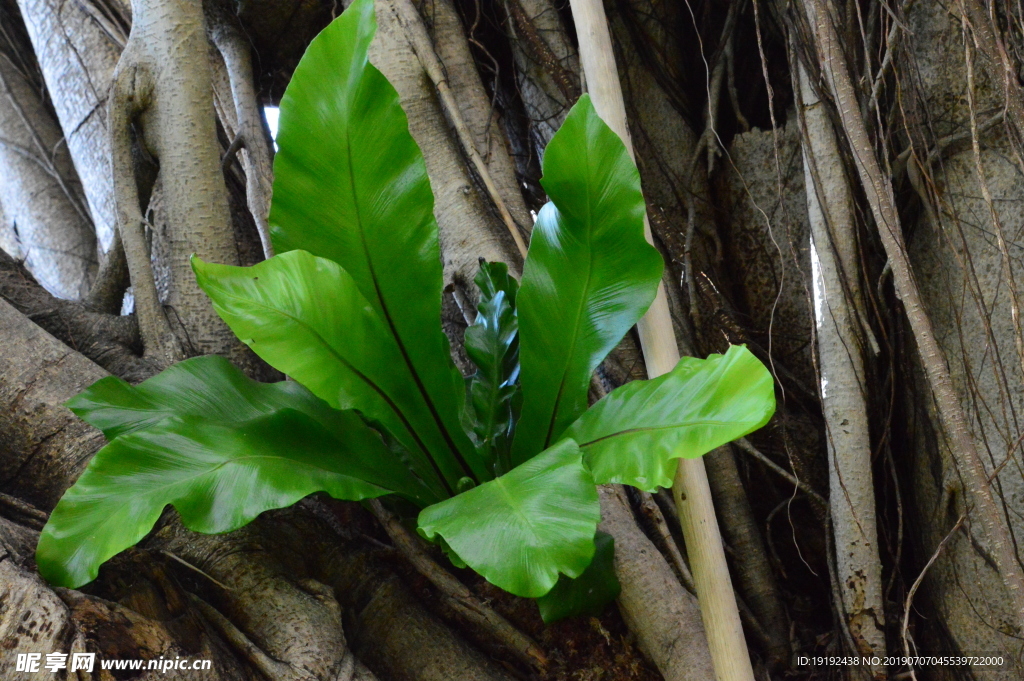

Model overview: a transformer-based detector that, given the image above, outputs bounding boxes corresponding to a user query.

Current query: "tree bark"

[110,0,241,362]
[355,0,524,289]
[0,297,106,510]
[796,62,885,673]
[704,446,791,670]
[0,39,96,299]
[801,0,1024,634]
[0,296,517,680]
[0,247,155,380]
[16,0,124,253]
[206,0,276,259]
[502,0,579,150]
[7,0,1024,675]
[598,485,715,681]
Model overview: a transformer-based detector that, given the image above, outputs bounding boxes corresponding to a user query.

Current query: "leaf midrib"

[543,138,598,449]
[70,452,382,542]
[576,419,757,448]
[342,132,473,487]
[209,283,447,494]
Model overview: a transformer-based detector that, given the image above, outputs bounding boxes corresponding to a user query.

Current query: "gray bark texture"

[16,0,123,252]
[598,484,716,681]
[354,0,523,291]
[120,0,240,357]
[900,0,1024,669]
[0,19,96,299]
[798,63,885,670]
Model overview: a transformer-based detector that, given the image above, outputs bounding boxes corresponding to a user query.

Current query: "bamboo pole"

[567,1,755,680]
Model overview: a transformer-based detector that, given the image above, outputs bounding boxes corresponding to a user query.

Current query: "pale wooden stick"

[567,1,755,679]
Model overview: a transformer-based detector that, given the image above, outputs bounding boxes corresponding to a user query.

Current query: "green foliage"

[419,439,599,598]
[38,0,776,621]
[537,531,620,623]
[462,261,520,474]
[567,345,776,490]
[511,96,664,465]
[38,357,420,587]
[268,0,480,485]
[193,249,458,499]
[66,353,331,440]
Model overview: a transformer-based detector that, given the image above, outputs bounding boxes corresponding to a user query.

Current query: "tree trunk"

[16,0,123,253]
[0,24,96,298]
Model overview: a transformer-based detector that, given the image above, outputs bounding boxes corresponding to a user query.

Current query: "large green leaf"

[66,355,433,505]
[38,409,398,588]
[463,261,520,475]
[536,531,620,623]
[194,251,475,497]
[70,355,333,439]
[268,0,478,482]
[512,95,664,464]
[565,345,776,491]
[418,439,600,598]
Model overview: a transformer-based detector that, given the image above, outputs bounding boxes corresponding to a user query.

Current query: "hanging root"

[505,0,579,103]
[735,437,826,508]
[801,0,1024,635]
[154,515,380,681]
[956,0,1024,169]
[108,59,184,365]
[704,446,791,669]
[698,0,742,175]
[634,489,695,591]
[793,56,886,669]
[207,0,276,260]
[83,229,130,315]
[501,0,580,149]
[962,30,1024,384]
[900,513,967,681]
[191,594,313,681]
[633,485,783,663]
